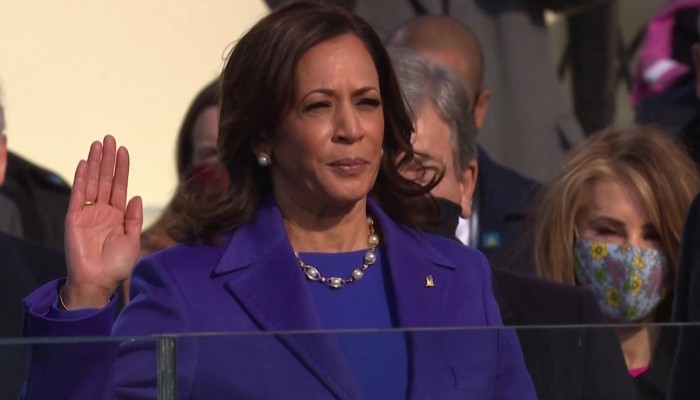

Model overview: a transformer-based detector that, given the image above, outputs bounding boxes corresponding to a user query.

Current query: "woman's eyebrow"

[587,216,624,227]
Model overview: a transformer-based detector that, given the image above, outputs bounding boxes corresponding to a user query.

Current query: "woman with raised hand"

[21,3,534,399]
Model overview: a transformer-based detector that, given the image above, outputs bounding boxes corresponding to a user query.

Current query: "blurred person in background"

[0,87,67,400]
[534,126,700,400]
[0,89,71,250]
[0,88,22,238]
[390,46,635,400]
[634,0,700,139]
[139,80,227,257]
[668,192,700,400]
[387,15,541,275]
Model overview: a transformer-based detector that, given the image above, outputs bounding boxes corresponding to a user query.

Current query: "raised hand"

[62,135,143,309]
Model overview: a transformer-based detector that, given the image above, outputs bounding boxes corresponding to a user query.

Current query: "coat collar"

[212,196,458,398]
[369,199,457,327]
[213,196,456,278]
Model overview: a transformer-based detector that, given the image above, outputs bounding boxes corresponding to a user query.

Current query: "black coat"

[433,200,636,400]
[492,268,636,400]
[475,148,540,275]
[635,84,698,139]
[634,328,677,400]
[0,231,66,399]
[0,151,71,250]
[0,193,22,238]
[669,193,700,400]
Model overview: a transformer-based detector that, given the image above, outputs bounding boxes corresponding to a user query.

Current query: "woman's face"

[192,105,219,166]
[265,33,384,212]
[575,178,661,250]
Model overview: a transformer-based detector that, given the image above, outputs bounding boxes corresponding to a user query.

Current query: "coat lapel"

[213,199,362,400]
[369,199,457,328]
[213,198,462,398]
[369,200,465,396]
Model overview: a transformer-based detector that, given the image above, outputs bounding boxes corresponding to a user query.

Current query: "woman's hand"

[62,135,143,309]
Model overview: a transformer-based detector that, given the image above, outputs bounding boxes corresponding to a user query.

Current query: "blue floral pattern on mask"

[573,238,669,322]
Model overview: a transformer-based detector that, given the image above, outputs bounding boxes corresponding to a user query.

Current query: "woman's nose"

[626,232,652,249]
[333,103,362,143]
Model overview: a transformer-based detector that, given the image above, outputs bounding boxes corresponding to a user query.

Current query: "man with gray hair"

[389,47,478,229]
[389,17,540,274]
[390,46,635,400]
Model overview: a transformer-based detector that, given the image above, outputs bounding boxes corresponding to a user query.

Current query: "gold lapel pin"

[425,275,435,288]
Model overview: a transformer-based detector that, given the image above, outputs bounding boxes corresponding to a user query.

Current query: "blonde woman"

[534,126,700,400]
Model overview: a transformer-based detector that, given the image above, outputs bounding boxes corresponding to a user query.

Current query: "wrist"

[60,282,112,310]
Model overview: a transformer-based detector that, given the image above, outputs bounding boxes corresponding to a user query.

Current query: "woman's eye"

[357,98,381,109]
[304,102,331,112]
[196,147,218,162]
[595,227,617,236]
[644,231,661,242]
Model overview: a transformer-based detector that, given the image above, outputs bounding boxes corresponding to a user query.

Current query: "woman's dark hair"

[175,80,219,181]
[176,1,440,242]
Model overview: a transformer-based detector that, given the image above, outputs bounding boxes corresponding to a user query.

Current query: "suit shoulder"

[0,231,66,273]
[425,232,482,253]
[6,151,71,192]
[136,235,232,277]
[422,233,490,269]
[492,268,604,324]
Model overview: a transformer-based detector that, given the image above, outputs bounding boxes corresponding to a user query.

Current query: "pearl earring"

[257,152,271,167]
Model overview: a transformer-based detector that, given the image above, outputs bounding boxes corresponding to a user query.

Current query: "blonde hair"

[535,126,700,286]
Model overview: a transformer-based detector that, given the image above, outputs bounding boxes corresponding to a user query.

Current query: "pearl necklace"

[294,217,380,289]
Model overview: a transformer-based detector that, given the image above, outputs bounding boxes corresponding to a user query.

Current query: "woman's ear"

[251,132,271,157]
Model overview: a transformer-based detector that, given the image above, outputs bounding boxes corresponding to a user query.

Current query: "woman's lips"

[329,158,368,174]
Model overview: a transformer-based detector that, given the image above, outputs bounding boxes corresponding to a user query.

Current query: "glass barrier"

[2,323,698,399]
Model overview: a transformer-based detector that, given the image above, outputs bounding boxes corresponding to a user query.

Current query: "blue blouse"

[300,248,408,399]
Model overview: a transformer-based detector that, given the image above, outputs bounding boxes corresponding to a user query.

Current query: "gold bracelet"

[58,286,109,310]
[58,286,71,310]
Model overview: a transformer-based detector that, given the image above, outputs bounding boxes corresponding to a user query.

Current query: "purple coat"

[22,198,535,399]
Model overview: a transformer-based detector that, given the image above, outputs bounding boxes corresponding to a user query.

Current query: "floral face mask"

[573,237,670,322]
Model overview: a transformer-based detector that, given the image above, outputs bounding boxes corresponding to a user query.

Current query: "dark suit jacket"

[0,193,22,238]
[679,101,700,168]
[476,148,541,275]
[492,269,636,400]
[635,84,698,139]
[433,200,636,400]
[21,197,536,399]
[669,193,700,400]
[635,328,677,400]
[0,151,71,250]
[0,232,66,400]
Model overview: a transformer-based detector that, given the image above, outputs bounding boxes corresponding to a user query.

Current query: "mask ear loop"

[571,228,583,286]
[572,228,582,245]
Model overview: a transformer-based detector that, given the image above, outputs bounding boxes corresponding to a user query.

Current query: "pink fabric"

[631,0,700,105]
[629,366,650,378]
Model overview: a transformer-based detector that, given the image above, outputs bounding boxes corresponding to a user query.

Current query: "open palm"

[63,135,142,309]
